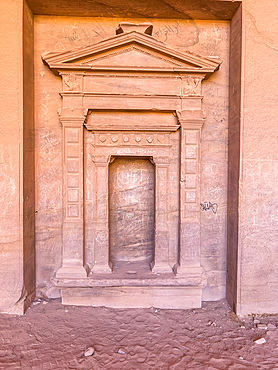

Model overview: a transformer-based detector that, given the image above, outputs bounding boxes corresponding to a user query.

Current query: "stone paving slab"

[0,299,277,369]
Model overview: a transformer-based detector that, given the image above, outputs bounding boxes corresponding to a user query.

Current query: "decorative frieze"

[93,132,171,147]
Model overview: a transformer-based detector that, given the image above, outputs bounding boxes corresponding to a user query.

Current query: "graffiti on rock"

[200,202,218,214]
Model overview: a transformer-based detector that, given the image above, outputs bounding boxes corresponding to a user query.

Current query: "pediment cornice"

[42,31,221,77]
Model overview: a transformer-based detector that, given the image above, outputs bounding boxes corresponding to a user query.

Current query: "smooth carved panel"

[67,159,79,173]
[86,111,179,131]
[82,94,185,112]
[185,174,197,188]
[185,146,197,159]
[83,74,183,97]
[67,189,79,202]
[67,204,79,218]
[186,131,198,144]
[186,191,196,203]
[82,46,187,68]
[67,144,80,157]
[185,161,197,174]
[109,158,155,264]
[66,128,79,142]
[67,174,79,188]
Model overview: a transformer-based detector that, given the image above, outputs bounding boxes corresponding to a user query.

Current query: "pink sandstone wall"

[0,0,23,314]
[1,0,277,315]
[236,0,278,315]
[24,0,241,20]
[0,0,35,314]
[34,16,230,300]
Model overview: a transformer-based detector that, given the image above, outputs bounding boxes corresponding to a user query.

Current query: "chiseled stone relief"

[37,19,227,308]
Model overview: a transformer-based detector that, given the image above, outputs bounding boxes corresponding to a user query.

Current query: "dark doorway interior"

[109,157,155,271]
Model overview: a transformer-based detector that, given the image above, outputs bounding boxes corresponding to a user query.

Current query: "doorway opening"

[109,157,155,273]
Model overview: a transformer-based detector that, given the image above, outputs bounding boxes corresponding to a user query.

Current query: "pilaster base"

[56,265,89,279]
[174,265,207,287]
[91,263,112,274]
[152,263,173,274]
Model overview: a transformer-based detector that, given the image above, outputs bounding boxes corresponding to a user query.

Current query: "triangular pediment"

[42,31,221,75]
[80,46,189,68]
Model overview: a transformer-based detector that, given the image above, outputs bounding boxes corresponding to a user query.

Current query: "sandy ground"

[0,299,277,369]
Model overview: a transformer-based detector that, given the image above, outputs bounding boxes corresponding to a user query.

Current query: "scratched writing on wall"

[200,202,218,214]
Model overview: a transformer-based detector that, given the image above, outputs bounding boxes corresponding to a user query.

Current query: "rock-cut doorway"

[109,157,155,272]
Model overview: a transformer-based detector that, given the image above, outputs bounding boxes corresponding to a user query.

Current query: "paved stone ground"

[0,299,277,369]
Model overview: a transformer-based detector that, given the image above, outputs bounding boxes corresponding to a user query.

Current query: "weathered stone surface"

[227,0,278,315]
[0,0,35,314]
[26,0,241,19]
[35,16,228,308]
[109,158,155,264]
[0,0,277,315]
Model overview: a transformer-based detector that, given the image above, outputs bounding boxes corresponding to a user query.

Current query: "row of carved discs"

[98,134,166,144]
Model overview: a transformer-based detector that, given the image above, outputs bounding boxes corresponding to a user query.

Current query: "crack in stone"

[245,9,278,52]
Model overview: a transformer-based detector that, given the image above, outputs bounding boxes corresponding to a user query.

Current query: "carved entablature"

[42,27,221,121]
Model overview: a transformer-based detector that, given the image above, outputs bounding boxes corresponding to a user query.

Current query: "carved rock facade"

[42,23,221,309]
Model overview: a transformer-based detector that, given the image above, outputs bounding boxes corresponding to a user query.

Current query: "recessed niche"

[109,157,155,269]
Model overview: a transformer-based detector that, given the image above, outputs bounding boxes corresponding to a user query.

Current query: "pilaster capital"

[153,156,170,166]
[177,110,205,129]
[92,155,110,166]
[58,108,88,127]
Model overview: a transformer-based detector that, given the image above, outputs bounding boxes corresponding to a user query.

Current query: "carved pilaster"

[56,109,89,279]
[91,156,112,273]
[152,156,172,273]
[176,111,205,276]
